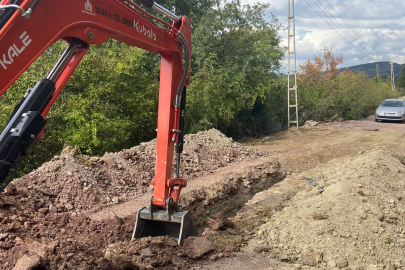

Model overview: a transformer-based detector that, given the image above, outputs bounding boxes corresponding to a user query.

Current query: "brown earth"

[0,117,405,269]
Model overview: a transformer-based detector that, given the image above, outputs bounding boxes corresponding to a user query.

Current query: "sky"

[244,0,405,72]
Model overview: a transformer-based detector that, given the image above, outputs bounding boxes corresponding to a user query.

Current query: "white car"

[375,99,405,122]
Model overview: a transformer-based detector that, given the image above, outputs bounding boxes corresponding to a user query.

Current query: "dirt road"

[202,116,405,269]
[1,116,404,269]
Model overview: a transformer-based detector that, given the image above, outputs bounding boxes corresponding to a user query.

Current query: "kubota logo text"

[0,31,32,70]
[134,20,156,41]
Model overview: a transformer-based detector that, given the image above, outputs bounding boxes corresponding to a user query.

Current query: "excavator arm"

[0,0,196,244]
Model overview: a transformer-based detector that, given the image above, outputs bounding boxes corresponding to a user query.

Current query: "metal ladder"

[287,0,298,129]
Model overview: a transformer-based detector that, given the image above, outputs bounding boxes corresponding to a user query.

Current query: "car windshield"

[381,100,405,107]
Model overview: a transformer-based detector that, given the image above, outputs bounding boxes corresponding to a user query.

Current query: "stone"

[27,241,46,257]
[140,247,155,257]
[38,208,49,215]
[150,239,166,249]
[12,255,41,270]
[278,250,289,262]
[112,196,120,204]
[206,213,233,231]
[0,233,9,240]
[182,237,214,259]
[65,203,74,211]
[49,204,57,213]
[102,157,116,168]
[210,255,218,261]
[104,250,112,260]
[128,246,139,255]
[254,244,269,253]
[47,240,59,254]
[171,256,182,267]
[15,237,23,244]
[336,258,348,268]
[301,251,322,266]
[5,183,17,195]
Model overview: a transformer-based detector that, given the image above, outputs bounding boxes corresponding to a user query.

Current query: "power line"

[324,0,384,57]
[312,0,378,58]
[303,0,374,60]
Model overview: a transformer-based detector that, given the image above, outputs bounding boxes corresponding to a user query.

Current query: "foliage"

[159,0,218,27]
[298,48,396,121]
[187,1,285,137]
[1,1,286,175]
[398,64,405,95]
[0,40,160,175]
[62,40,160,155]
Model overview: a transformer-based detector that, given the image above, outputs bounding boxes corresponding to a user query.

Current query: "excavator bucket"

[132,206,198,246]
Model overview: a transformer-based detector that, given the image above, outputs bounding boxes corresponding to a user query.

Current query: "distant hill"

[340,61,403,78]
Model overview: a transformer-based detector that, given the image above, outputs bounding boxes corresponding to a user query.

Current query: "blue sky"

[246,0,405,71]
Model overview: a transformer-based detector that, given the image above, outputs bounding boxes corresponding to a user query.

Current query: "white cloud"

[241,0,405,68]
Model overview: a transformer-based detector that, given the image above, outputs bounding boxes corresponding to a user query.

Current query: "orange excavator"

[0,0,197,245]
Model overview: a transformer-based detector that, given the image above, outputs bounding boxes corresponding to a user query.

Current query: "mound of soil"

[0,129,270,269]
[250,148,405,269]
[14,129,265,214]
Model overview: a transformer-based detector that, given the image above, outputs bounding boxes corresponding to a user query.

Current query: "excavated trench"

[178,158,285,231]
[88,157,285,234]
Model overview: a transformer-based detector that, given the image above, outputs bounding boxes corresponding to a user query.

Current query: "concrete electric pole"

[391,60,396,92]
[287,0,298,129]
[376,64,379,80]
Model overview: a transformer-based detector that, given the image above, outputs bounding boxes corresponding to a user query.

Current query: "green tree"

[298,48,396,121]
[61,40,160,154]
[160,0,218,27]
[187,1,285,137]
[397,64,405,95]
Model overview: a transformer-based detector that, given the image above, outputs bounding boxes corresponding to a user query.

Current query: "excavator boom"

[0,0,196,245]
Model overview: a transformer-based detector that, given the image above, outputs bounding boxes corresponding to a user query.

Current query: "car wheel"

[374,116,378,122]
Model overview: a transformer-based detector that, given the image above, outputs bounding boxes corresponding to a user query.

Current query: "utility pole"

[376,64,379,80]
[287,0,298,129]
[391,60,396,92]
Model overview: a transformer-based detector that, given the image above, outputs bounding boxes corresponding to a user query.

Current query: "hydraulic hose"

[175,31,190,108]
[0,0,39,30]
[0,0,20,29]
[29,0,39,11]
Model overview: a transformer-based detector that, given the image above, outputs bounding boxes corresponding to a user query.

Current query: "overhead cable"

[312,0,378,58]
[324,0,384,57]
[303,0,374,60]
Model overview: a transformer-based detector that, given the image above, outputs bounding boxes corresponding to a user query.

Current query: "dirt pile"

[14,129,265,214]
[0,129,270,269]
[250,148,405,269]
